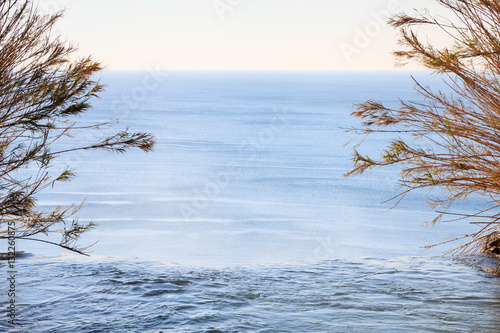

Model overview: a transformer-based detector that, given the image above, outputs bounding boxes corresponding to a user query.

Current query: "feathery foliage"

[0,0,155,255]
[346,0,500,256]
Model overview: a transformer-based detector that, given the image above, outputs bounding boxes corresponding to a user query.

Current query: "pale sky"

[41,0,444,71]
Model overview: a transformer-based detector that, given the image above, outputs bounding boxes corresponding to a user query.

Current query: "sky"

[41,0,445,71]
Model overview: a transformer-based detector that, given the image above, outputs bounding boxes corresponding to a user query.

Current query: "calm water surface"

[2,71,499,332]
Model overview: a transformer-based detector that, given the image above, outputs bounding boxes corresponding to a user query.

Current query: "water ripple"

[1,256,500,332]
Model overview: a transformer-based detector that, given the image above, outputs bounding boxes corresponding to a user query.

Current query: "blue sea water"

[2,71,500,332]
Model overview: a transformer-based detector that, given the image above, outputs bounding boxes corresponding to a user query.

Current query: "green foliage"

[0,1,156,255]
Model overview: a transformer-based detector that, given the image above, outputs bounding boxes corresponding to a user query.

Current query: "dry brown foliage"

[346,0,500,255]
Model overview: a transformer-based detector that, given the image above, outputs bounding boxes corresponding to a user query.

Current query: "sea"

[2,71,500,332]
